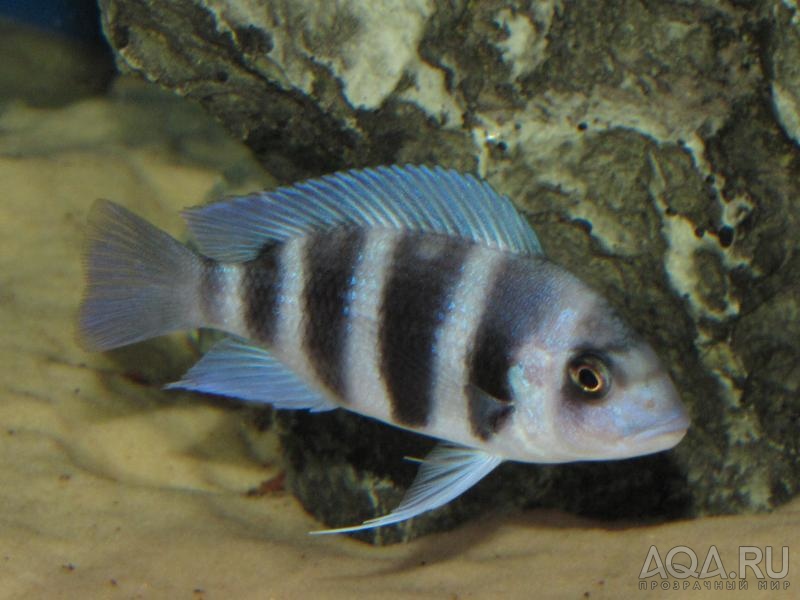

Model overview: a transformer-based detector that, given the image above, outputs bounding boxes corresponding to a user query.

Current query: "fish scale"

[242,242,282,344]
[379,232,471,428]
[300,227,366,400]
[79,164,690,534]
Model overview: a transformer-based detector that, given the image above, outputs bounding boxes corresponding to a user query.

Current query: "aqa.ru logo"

[639,546,790,592]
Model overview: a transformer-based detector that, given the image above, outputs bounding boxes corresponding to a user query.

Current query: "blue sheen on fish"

[78,165,690,534]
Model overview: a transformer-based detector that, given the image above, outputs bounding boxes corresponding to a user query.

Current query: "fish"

[78,165,690,534]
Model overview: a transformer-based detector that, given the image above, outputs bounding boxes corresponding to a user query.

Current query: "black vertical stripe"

[467,255,555,439]
[302,228,366,399]
[243,241,282,345]
[379,233,470,427]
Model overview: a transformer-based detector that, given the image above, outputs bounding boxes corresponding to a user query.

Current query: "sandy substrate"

[0,86,797,600]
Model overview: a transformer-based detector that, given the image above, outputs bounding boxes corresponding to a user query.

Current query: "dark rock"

[97,0,800,542]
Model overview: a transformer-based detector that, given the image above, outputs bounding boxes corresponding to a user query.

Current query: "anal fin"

[310,443,503,535]
[167,337,337,412]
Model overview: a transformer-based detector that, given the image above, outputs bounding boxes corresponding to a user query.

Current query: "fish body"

[79,165,689,533]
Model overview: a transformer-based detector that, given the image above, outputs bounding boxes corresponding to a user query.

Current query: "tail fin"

[78,200,205,351]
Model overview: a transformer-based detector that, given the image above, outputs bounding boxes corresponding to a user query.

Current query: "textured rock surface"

[96,0,800,541]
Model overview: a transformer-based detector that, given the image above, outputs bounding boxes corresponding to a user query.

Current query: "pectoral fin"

[310,443,503,535]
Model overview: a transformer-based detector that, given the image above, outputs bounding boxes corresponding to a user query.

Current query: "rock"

[96,0,800,542]
[769,2,800,147]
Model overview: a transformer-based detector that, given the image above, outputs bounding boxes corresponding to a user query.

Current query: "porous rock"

[97,0,800,543]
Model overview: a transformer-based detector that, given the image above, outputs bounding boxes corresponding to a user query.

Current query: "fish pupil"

[568,354,610,398]
[578,367,599,390]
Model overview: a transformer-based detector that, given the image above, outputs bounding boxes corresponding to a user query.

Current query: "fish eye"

[567,353,611,399]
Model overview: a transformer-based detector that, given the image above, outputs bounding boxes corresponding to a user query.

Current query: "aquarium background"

[0,1,798,597]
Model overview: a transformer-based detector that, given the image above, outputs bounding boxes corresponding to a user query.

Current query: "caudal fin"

[78,200,205,351]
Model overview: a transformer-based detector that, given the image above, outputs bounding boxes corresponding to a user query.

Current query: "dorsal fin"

[183,165,543,262]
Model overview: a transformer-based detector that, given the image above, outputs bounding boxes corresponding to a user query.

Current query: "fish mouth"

[629,413,690,450]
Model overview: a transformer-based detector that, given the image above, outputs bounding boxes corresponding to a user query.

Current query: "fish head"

[553,338,689,460]
[511,293,690,463]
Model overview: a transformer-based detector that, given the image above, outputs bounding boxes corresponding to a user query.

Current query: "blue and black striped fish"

[78,165,689,533]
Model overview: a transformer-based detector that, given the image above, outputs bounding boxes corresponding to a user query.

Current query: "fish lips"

[626,407,691,454]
